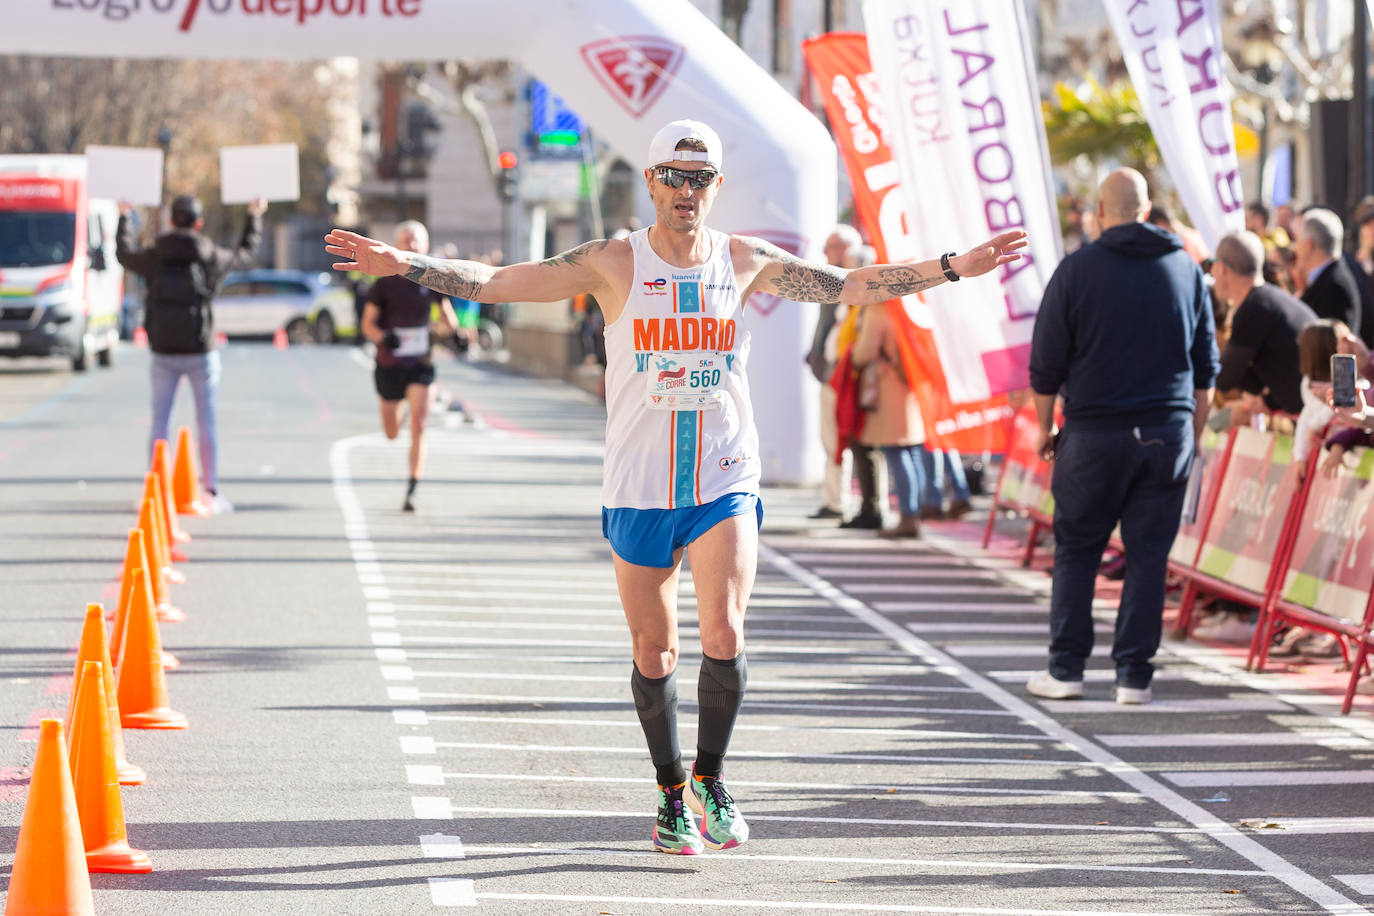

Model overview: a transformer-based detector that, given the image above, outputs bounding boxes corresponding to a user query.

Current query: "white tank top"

[602,227,760,509]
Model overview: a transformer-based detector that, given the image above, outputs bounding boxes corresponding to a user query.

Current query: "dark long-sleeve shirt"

[116,212,262,294]
[1215,283,1317,415]
[1029,222,1219,430]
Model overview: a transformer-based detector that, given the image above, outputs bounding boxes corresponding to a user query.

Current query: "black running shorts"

[373,362,436,401]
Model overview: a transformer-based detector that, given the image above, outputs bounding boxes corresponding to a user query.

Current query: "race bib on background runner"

[393,326,429,358]
[644,352,727,411]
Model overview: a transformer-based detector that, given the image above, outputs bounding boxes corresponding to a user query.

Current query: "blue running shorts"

[601,492,763,568]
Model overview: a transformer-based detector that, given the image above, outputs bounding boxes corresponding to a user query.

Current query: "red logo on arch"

[580,36,685,118]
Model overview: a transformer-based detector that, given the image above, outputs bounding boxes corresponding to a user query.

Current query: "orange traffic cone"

[144,473,188,576]
[109,552,178,672]
[69,661,153,873]
[67,604,145,786]
[2,719,95,916]
[137,498,185,623]
[173,425,211,517]
[112,530,181,666]
[273,326,289,349]
[152,438,191,544]
[116,566,187,730]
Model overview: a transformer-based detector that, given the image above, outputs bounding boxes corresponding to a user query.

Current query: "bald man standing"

[1026,169,1219,705]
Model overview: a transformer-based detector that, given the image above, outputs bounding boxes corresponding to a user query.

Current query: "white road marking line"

[411,796,454,819]
[431,741,1094,769]
[392,634,908,655]
[379,665,414,681]
[419,833,465,859]
[445,804,1196,834]
[406,765,444,786]
[393,709,428,726]
[401,669,977,696]
[784,552,954,565]
[877,601,1049,614]
[387,689,1022,717]
[440,770,1139,799]
[463,842,1262,877]
[371,631,402,646]
[760,544,1367,915]
[428,877,476,907]
[400,736,436,755]
[1097,731,1372,749]
[474,894,1218,915]
[1234,817,1374,834]
[375,647,407,662]
[811,567,1000,580]
[388,618,891,641]
[383,603,840,620]
[388,687,421,701]
[1335,875,1374,895]
[419,712,1048,742]
[383,588,617,602]
[909,623,1109,634]
[942,644,1056,657]
[1164,770,1374,787]
[1036,698,1293,714]
[844,583,1022,595]
[368,615,398,629]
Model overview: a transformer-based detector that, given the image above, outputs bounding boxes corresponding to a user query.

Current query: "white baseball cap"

[647,119,723,172]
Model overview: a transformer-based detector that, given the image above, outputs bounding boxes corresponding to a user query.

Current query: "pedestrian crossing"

[331,402,1374,914]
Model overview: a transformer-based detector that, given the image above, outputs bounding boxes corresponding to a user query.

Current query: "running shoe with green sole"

[653,782,704,855]
[686,767,749,849]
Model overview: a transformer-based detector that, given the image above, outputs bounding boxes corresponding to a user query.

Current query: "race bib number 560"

[644,352,726,411]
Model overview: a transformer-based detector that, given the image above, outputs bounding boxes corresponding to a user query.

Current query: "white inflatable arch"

[6,0,834,483]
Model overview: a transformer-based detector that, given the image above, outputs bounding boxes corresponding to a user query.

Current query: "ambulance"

[0,155,121,370]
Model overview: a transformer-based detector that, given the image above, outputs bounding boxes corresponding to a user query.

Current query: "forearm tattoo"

[863,265,943,298]
[754,241,847,304]
[404,254,489,299]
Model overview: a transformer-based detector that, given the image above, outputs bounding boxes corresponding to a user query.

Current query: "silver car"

[214,269,355,343]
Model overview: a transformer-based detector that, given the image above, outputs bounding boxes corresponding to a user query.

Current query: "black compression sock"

[696,651,747,777]
[406,477,418,497]
[631,664,682,784]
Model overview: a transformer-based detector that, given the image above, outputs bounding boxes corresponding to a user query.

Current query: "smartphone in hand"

[1332,353,1359,408]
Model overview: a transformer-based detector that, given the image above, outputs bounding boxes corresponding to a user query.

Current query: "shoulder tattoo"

[753,239,847,304]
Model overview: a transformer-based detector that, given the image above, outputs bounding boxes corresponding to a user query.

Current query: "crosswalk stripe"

[1164,770,1374,787]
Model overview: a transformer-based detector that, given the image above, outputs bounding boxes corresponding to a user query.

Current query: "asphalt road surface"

[2,341,1373,915]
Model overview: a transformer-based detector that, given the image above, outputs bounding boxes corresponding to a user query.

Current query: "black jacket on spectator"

[1215,283,1317,415]
[1341,250,1374,348]
[1029,222,1218,430]
[116,213,262,354]
[1301,256,1362,338]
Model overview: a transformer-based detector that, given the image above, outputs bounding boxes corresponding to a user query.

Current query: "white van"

[0,155,121,370]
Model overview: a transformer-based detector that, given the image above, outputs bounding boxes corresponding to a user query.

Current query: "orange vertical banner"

[801,32,1010,452]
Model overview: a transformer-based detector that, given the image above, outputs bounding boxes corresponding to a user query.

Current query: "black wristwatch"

[940,252,960,282]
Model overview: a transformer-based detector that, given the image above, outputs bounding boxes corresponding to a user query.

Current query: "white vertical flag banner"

[1103,0,1245,248]
[863,0,1063,403]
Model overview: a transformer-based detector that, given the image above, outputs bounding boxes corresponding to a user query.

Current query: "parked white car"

[214,269,355,343]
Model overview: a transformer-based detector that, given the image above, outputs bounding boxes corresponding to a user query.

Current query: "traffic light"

[497,150,518,201]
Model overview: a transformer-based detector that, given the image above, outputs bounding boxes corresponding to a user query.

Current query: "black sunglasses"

[655,166,718,190]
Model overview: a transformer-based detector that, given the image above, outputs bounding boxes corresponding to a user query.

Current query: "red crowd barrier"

[982,403,1056,567]
[985,412,1372,714]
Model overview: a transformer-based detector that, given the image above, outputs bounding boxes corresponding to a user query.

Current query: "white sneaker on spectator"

[208,492,235,515]
[1026,671,1084,699]
[1114,685,1152,705]
[1190,614,1254,643]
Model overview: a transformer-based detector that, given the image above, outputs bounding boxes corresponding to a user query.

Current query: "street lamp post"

[157,126,172,231]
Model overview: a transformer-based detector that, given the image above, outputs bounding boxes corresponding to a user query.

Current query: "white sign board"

[85,145,163,206]
[220,143,299,204]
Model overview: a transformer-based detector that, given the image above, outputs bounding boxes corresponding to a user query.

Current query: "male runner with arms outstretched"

[326,120,1025,854]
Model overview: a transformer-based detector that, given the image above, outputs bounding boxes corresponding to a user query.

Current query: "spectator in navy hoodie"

[1026,169,1219,706]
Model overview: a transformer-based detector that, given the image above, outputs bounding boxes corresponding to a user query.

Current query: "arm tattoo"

[404,254,489,300]
[752,240,847,304]
[863,265,942,298]
[540,239,609,268]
